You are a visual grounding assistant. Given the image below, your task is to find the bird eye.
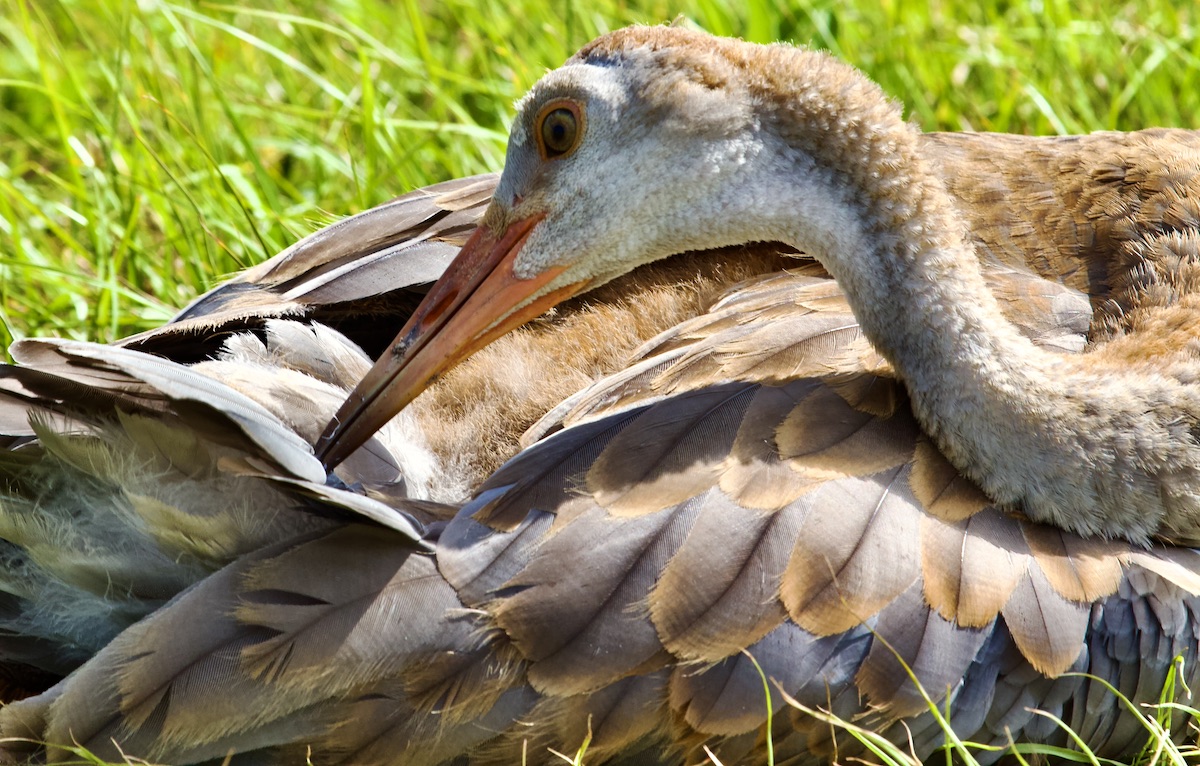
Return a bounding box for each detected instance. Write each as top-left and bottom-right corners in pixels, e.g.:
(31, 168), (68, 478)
(535, 100), (584, 160)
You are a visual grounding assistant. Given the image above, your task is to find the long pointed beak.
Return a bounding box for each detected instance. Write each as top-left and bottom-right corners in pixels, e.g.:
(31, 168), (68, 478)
(315, 213), (588, 469)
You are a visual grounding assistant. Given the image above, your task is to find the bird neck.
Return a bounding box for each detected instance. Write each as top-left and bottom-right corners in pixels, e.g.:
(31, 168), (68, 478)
(768, 129), (1059, 484)
(726, 79), (1173, 544)
(718, 49), (1057, 415)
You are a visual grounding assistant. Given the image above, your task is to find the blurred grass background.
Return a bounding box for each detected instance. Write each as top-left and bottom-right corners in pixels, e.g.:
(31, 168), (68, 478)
(0, 0), (1197, 347)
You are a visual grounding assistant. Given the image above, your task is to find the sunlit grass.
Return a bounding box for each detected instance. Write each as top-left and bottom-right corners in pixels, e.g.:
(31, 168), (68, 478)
(777, 661), (1199, 766)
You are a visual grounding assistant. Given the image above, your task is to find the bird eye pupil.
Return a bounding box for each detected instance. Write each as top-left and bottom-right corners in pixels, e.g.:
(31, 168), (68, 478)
(540, 106), (579, 158)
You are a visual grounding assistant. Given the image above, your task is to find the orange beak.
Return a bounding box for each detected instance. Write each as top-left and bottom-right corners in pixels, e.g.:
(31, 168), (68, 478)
(315, 213), (587, 470)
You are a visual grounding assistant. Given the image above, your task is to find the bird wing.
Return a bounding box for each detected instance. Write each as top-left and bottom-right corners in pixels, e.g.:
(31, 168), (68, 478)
(0, 331), (432, 700)
(438, 267), (1200, 760)
(0, 523), (515, 766)
(2, 338), (322, 481)
(9, 264), (1198, 766)
(0, 332), (430, 534)
(6, 133), (1200, 762)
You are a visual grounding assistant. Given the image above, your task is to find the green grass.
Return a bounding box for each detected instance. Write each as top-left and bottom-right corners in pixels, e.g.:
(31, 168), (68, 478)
(1, 2), (1200, 762)
(1, 0), (1198, 347)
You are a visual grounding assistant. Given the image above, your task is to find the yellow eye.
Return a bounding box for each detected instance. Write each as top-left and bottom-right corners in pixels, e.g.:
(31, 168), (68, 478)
(535, 99), (584, 160)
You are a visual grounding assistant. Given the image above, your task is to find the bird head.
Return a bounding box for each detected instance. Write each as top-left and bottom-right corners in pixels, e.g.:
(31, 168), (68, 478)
(314, 26), (854, 468)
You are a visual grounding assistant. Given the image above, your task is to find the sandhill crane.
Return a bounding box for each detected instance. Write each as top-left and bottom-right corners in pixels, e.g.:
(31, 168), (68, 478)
(2, 26), (1199, 766)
